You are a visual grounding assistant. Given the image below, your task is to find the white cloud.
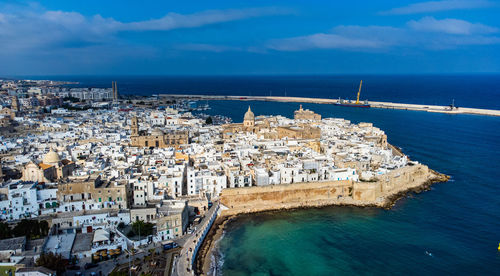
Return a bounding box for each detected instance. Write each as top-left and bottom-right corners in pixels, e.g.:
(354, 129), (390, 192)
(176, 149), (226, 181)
(408, 17), (498, 35)
(176, 43), (243, 53)
(267, 17), (500, 52)
(0, 6), (290, 52)
(123, 8), (291, 31)
(267, 33), (386, 51)
(380, 0), (494, 15)
(0, 5), (291, 73)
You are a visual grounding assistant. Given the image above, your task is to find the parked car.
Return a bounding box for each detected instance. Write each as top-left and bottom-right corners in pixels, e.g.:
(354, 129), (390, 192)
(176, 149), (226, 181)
(163, 242), (179, 250)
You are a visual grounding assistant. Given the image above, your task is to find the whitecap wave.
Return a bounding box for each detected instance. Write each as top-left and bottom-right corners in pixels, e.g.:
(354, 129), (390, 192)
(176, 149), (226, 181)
(208, 231), (226, 276)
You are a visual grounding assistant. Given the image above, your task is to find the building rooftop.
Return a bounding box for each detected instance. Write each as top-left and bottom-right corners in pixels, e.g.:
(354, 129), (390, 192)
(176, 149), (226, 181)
(0, 236), (26, 252)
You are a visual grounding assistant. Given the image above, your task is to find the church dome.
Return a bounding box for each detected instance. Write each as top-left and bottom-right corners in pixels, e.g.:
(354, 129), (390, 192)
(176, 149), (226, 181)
(151, 128), (164, 136)
(244, 106), (255, 121)
(43, 149), (61, 164)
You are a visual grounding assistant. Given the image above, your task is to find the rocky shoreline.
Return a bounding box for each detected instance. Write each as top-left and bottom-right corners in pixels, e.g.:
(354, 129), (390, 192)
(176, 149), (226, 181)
(195, 216), (234, 275)
(195, 170), (449, 275)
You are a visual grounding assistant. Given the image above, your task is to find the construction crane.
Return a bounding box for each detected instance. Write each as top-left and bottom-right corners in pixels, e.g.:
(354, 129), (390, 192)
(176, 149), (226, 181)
(335, 79), (370, 108)
(355, 80), (363, 104)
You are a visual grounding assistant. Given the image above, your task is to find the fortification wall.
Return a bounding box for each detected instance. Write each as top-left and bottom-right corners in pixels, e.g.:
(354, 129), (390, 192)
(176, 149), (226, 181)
(220, 164), (442, 216)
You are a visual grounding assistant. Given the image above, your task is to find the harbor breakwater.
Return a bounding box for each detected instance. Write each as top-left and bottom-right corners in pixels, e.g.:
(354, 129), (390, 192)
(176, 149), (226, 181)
(159, 94), (500, 117)
(196, 164), (449, 275)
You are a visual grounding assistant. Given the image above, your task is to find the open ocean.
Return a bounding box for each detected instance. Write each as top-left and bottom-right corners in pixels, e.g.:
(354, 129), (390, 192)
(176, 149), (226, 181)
(24, 74), (500, 110)
(26, 75), (500, 274)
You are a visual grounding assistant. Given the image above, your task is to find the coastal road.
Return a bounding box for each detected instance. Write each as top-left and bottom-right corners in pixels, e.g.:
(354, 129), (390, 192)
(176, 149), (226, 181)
(173, 201), (219, 276)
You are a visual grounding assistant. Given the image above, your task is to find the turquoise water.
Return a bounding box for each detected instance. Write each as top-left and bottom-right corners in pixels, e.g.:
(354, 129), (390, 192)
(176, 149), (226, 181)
(203, 100), (500, 275)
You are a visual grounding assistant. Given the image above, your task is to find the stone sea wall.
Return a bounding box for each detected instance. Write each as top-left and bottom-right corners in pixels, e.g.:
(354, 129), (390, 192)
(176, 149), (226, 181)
(220, 164), (447, 216)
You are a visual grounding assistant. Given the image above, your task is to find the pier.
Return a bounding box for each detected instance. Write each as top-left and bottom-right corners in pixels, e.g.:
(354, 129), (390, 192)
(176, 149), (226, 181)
(159, 94), (500, 117)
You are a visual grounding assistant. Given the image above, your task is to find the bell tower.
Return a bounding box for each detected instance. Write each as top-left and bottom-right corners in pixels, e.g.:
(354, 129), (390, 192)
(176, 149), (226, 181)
(11, 96), (19, 112)
(131, 116), (139, 136)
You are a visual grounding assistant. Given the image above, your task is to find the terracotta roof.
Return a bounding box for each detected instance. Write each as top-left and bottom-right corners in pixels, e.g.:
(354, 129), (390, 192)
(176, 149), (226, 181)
(61, 159), (73, 165)
(38, 163), (53, 170)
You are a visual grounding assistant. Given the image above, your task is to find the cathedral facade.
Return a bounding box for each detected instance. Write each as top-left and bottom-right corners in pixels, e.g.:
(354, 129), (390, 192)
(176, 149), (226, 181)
(22, 149), (75, 183)
(222, 106), (321, 140)
(130, 116), (188, 148)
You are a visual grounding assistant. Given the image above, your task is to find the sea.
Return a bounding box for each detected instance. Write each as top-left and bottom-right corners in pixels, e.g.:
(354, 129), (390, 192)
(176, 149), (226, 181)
(25, 75), (500, 274)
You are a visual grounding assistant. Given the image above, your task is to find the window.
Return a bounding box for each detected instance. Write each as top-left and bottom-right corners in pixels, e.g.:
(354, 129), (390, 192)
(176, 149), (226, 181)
(98, 198), (101, 202)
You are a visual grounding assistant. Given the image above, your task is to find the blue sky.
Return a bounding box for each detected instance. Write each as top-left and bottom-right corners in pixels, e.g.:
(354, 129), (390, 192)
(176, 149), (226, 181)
(0, 0), (499, 75)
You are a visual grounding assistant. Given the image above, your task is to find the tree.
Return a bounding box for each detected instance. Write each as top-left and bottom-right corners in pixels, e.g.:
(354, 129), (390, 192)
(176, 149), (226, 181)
(36, 252), (68, 275)
(205, 116), (213, 125)
(40, 220), (50, 237)
(12, 219), (33, 238)
(12, 219), (50, 239)
(117, 222), (125, 229)
(0, 222), (11, 239)
(131, 220), (154, 237)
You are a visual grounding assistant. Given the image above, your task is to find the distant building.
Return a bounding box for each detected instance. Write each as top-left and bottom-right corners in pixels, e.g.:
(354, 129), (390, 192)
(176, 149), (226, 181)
(16, 267), (56, 276)
(0, 107), (16, 120)
(277, 125), (321, 139)
(22, 150), (75, 183)
(223, 105), (321, 139)
(155, 200), (189, 240)
(0, 182), (39, 220)
(222, 106), (259, 134)
(57, 176), (127, 211)
(294, 105), (321, 121)
(243, 106), (255, 129)
(11, 96), (19, 112)
(129, 116), (188, 148)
